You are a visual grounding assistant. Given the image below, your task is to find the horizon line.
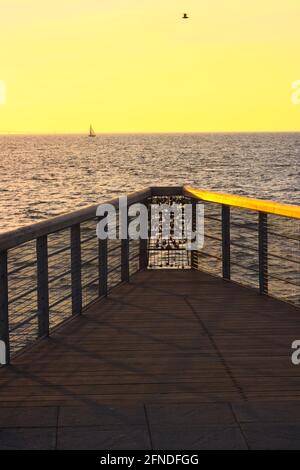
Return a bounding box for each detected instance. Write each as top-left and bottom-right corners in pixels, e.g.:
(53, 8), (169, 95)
(1, 130), (300, 136)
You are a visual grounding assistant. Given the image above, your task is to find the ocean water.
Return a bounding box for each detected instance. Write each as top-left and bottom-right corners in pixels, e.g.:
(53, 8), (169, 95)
(1, 132), (299, 355)
(0, 132), (299, 233)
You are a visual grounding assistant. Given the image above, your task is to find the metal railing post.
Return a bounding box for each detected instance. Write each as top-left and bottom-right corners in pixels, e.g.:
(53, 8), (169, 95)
(191, 199), (198, 269)
(99, 239), (108, 296)
(259, 212), (268, 295)
(139, 199), (148, 270)
(222, 205), (231, 280)
(139, 238), (148, 270)
(37, 236), (49, 337)
(0, 250), (10, 365)
(71, 224), (82, 315)
(121, 210), (129, 282)
(121, 238), (130, 282)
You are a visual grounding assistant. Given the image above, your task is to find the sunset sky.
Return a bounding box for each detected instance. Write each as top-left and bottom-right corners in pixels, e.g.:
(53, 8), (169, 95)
(1, 0), (300, 133)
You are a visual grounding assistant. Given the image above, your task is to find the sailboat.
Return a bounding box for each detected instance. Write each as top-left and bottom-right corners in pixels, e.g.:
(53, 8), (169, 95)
(89, 124), (96, 137)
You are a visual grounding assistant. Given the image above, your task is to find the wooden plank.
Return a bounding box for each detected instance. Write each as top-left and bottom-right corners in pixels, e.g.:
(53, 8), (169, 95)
(0, 269), (299, 407)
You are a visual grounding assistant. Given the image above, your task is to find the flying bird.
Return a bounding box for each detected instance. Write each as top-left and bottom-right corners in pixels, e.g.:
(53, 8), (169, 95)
(182, 13), (189, 19)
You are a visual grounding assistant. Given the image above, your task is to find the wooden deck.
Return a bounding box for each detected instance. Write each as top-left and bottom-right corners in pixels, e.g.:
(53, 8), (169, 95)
(1, 269), (300, 449)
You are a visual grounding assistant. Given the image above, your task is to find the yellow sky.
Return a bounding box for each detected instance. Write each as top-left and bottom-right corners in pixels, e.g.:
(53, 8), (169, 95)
(1, 0), (300, 133)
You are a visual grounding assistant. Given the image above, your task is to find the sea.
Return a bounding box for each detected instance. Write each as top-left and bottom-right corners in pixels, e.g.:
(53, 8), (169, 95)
(0, 132), (299, 233)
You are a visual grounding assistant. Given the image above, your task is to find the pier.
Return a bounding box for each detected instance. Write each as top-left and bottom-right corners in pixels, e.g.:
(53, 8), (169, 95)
(0, 186), (300, 449)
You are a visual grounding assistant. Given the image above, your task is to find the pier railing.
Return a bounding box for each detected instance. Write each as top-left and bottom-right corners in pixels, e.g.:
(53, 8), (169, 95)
(0, 185), (299, 364)
(0, 188), (151, 364)
(183, 185), (300, 308)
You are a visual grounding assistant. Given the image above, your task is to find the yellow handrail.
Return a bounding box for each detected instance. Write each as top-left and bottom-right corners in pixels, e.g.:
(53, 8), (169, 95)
(183, 185), (300, 220)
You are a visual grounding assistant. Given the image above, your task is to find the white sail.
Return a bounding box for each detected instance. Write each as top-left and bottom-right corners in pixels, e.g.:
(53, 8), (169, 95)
(89, 124), (96, 137)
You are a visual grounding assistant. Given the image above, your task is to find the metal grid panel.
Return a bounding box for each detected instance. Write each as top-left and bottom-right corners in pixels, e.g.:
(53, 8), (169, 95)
(129, 239), (140, 276)
(81, 219), (99, 308)
(230, 207), (259, 289)
(107, 239), (122, 290)
(192, 201), (222, 276)
(268, 214), (300, 306)
(48, 229), (72, 330)
(148, 195), (191, 269)
(7, 240), (38, 355)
